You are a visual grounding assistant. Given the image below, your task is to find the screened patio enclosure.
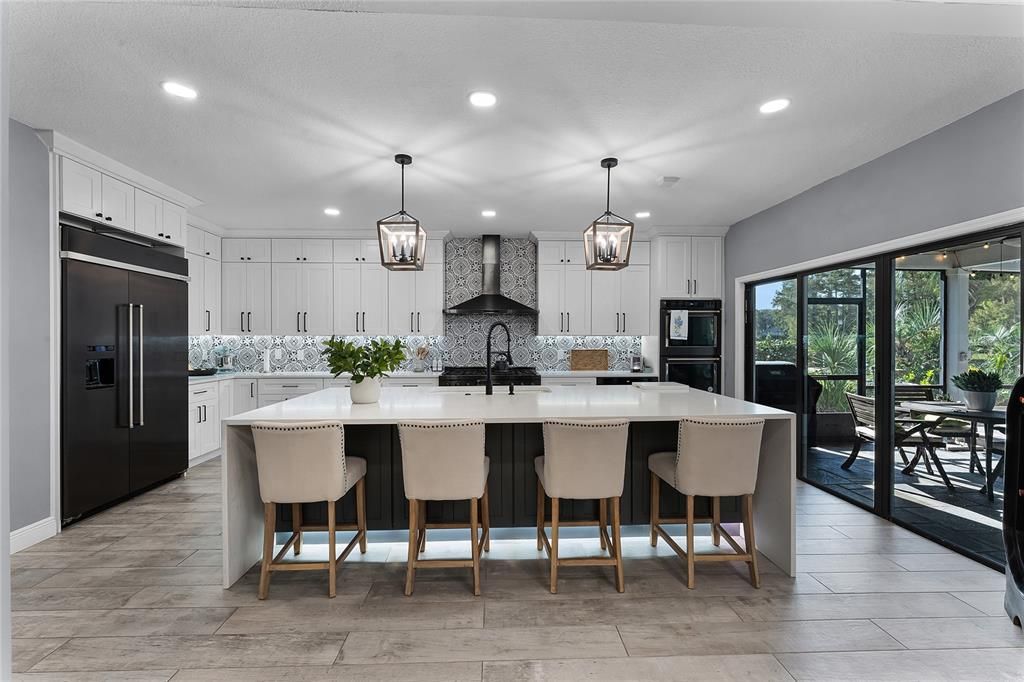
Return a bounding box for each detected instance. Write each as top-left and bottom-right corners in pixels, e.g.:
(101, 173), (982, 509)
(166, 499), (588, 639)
(746, 228), (1022, 569)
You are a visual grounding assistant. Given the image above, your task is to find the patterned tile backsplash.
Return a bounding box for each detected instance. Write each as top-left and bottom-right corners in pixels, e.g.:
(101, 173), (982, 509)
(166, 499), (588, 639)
(188, 236), (641, 373)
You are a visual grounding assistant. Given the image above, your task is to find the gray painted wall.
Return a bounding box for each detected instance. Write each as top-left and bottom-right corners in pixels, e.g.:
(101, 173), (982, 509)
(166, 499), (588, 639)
(9, 118), (51, 530)
(723, 89), (1024, 395)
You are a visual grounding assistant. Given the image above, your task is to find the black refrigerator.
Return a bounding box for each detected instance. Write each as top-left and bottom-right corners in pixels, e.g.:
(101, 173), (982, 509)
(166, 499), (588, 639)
(61, 219), (189, 525)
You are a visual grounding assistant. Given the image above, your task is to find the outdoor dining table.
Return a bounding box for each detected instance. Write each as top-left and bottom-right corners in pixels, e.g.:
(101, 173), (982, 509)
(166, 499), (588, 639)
(900, 400), (1006, 501)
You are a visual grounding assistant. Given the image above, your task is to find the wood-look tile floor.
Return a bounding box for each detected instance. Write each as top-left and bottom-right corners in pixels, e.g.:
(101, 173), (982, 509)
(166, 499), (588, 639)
(10, 458), (1024, 680)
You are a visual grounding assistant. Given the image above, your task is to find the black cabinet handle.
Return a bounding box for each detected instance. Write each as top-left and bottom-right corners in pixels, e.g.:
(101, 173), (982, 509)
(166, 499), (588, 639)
(615, 313), (620, 333)
(622, 313), (626, 333)
(240, 312), (244, 333)
(247, 312), (252, 333)
(303, 312), (308, 333)
(560, 312), (564, 333)
(202, 404), (207, 422)
(206, 310), (210, 332)
(196, 406), (201, 423)
(105, 216), (112, 222)
(410, 312), (414, 333)
(417, 312), (420, 333)
(362, 312), (366, 332)
(296, 311), (301, 333)
(355, 312), (359, 333)
(250, 382), (254, 398)
(95, 212), (103, 218)
(566, 312), (570, 332)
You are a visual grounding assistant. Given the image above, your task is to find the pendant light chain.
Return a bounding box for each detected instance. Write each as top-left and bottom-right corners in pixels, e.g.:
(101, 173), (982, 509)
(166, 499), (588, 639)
(605, 164), (611, 215)
(400, 162), (405, 214)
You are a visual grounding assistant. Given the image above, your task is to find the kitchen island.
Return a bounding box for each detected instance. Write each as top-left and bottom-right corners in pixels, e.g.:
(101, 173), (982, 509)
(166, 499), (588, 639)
(221, 384), (795, 586)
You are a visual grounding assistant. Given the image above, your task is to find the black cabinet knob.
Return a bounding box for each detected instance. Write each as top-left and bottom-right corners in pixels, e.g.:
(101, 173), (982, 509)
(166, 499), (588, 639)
(105, 216), (112, 221)
(95, 212), (103, 217)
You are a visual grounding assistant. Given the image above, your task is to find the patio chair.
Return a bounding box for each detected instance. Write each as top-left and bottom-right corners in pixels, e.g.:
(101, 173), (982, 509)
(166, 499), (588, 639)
(895, 385), (981, 473)
(842, 393), (954, 490)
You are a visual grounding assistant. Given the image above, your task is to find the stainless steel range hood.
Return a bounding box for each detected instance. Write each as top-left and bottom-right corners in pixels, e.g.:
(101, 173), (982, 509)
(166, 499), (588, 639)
(444, 235), (537, 316)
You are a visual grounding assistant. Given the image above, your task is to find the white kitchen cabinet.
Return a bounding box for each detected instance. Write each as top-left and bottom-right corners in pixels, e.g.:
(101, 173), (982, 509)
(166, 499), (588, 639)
(272, 239), (333, 263)
(100, 174), (134, 230)
(590, 265), (650, 336)
(222, 262), (272, 334)
(653, 236), (722, 299)
(134, 190), (163, 240)
(537, 256), (591, 336)
(59, 157), (103, 220)
(333, 239), (379, 264)
(204, 257), (221, 335)
(187, 226), (221, 259)
(223, 238), (272, 263)
(334, 263), (388, 336)
(232, 378), (259, 416)
(257, 378), (324, 408)
(188, 383), (220, 462)
(188, 254), (220, 335)
(386, 243), (443, 336)
(537, 240), (584, 266)
(272, 262), (333, 334)
(160, 202), (187, 246)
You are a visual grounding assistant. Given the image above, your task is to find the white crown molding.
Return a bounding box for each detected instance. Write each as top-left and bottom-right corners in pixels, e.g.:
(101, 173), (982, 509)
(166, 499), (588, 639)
(10, 516), (57, 554)
(186, 215), (227, 236)
(218, 227), (451, 241)
(37, 131), (203, 209)
(531, 225), (728, 241)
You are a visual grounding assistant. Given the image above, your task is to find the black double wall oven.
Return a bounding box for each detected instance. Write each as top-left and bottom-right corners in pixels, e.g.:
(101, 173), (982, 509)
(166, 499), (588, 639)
(659, 299), (721, 393)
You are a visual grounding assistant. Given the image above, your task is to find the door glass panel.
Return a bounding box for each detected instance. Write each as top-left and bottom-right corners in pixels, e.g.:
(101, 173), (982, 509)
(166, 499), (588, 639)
(891, 237), (1021, 568)
(750, 279), (799, 409)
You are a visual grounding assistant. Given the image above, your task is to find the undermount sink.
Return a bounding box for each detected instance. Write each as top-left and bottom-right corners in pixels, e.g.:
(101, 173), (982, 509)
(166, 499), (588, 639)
(431, 386), (552, 395)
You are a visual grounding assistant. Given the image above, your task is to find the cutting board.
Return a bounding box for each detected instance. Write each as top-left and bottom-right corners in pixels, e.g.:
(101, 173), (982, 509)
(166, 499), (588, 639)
(570, 349), (608, 371)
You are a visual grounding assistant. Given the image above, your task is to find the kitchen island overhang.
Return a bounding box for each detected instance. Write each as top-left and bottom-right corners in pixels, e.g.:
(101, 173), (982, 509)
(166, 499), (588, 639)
(221, 385), (796, 587)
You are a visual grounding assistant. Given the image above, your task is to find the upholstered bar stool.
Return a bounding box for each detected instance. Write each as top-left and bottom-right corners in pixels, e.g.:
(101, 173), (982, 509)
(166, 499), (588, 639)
(536, 419), (629, 594)
(649, 417), (765, 589)
(398, 420), (491, 596)
(251, 421), (367, 599)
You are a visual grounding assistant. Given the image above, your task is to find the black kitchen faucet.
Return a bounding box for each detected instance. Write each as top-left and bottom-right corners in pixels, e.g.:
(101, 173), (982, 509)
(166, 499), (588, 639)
(485, 321), (514, 396)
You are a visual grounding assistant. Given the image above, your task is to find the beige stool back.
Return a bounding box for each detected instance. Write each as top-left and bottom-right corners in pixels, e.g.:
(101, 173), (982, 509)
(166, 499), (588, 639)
(541, 420), (629, 499)
(673, 418), (765, 496)
(251, 421), (351, 503)
(398, 421), (487, 501)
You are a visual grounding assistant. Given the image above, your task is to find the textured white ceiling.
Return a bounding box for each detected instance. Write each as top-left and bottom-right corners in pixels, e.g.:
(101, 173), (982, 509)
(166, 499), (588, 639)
(8, 2), (1024, 235)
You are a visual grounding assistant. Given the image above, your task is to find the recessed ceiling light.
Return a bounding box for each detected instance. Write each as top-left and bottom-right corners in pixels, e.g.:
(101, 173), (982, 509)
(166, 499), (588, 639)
(481, 209), (497, 218)
(161, 81), (197, 100)
(323, 207), (340, 216)
(759, 98), (790, 114)
(635, 211), (651, 219)
(469, 91), (497, 108)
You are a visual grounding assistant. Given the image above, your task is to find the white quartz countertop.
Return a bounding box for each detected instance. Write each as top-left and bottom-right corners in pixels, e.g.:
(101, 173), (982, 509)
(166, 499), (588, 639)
(223, 384), (792, 425)
(189, 368), (657, 385)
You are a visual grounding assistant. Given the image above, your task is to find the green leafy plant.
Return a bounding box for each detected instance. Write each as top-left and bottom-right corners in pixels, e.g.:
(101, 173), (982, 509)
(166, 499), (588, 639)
(951, 368), (1003, 393)
(321, 337), (406, 383)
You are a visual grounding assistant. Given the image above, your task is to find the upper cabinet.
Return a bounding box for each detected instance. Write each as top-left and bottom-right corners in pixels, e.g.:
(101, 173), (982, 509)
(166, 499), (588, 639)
(271, 239), (333, 263)
(186, 225), (221, 259)
(653, 236), (722, 300)
(59, 156), (187, 247)
(221, 262), (272, 335)
(591, 266), (651, 335)
(386, 240), (444, 336)
(223, 239), (271, 263)
(334, 239), (380, 264)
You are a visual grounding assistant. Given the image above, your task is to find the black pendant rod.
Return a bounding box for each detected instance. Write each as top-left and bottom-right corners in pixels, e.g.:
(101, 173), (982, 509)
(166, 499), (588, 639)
(600, 157), (618, 216)
(400, 163), (405, 213)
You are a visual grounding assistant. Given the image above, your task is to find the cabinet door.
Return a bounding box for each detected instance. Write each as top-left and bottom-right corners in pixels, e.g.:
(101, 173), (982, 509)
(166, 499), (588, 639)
(562, 264), (591, 335)
(200, 398), (221, 454)
(272, 263), (304, 334)
(60, 157), (102, 219)
(302, 263), (334, 334)
(537, 241), (565, 265)
(203, 257), (221, 335)
(247, 239), (272, 263)
(218, 381), (232, 436)
(536, 263), (564, 335)
(271, 239), (303, 263)
(188, 402), (200, 460)
(135, 189), (163, 240)
(660, 236), (693, 298)
(232, 379), (259, 416)
(247, 263), (273, 334)
(629, 241), (651, 266)
(619, 265), (650, 335)
(303, 239), (333, 263)
(691, 236), (722, 299)
(186, 225), (206, 255)
(333, 240), (361, 263)
(414, 266), (444, 336)
(100, 175), (134, 230)
(221, 263), (248, 334)
(204, 233), (221, 260)
(223, 239), (248, 263)
(562, 240), (584, 266)
(161, 202), (187, 246)
(333, 264), (361, 335)
(387, 271), (417, 335)
(360, 266), (389, 335)
(589, 270), (620, 335)
(186, 254), (206, 336)
(360, 240), (380, 264)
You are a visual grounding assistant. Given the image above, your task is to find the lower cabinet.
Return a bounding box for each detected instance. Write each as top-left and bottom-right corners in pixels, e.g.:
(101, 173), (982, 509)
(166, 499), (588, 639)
(188, 383), (221, 463)
(232, 378), (258, 416)
(257, 378), (325, 407)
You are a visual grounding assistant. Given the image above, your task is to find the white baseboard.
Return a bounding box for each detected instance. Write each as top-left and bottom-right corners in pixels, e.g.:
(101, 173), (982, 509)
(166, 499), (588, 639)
(189, 450), (222, 468)
(10, 516), (58, 553)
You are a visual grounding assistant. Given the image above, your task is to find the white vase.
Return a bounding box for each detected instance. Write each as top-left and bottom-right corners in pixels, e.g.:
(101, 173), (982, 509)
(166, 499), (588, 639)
(350, 376), (381, 404)
(962, 390), (997, 412)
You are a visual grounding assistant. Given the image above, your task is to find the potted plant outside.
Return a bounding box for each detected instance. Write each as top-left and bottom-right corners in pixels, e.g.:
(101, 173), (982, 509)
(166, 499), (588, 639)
(951, 368), (1002, 412)
(322, 337), (406, 404)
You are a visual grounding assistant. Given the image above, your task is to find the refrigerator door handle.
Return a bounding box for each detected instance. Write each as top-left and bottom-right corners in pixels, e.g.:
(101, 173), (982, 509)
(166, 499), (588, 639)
(138, 304), (145, 427)
(127, 303), (134, 429)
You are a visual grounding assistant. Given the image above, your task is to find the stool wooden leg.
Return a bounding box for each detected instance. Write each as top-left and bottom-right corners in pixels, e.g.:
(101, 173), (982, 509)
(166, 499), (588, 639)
(481, 485), (491, 552)
(418, 500), (427, 554)
(356, 478), (367, 554)
(258, 502), (275, 600)
(712, 496), (721, 547)
(743, 494), (760, 589)
(598, 497), (607, 550)
(549, 497), (560, 594)
(470, 496), (481, 596)
(327, 500), (337, 599)
(292, 503), (302, 556)
(649, 474), (659, 547)
(405, 499), (418, 596)
(685, 495), (695, 589)
(611, 496), (624, 593)
(536, 476), (545, 551)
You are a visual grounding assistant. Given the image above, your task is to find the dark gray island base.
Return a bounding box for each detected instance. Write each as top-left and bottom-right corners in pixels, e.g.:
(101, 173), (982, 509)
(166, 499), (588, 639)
(275, 423), (744, 533)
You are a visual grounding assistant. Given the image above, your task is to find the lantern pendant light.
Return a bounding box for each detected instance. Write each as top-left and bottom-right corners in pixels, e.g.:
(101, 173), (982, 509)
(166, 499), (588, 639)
(377, 153), (426, 271)
(584, 157), (633, 271)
